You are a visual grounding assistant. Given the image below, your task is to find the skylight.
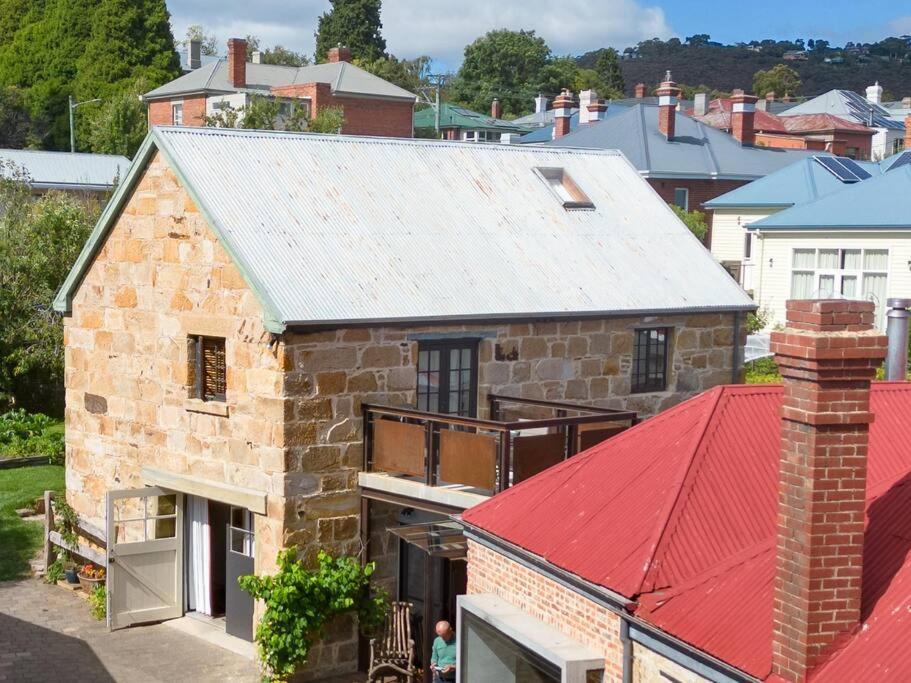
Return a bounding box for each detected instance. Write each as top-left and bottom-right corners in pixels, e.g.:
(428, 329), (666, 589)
(535, 167), (594, 210)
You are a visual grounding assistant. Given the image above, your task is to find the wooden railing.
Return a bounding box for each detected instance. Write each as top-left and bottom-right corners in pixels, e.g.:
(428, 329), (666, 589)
(44, 490), (107, 569)
(362, 395), (637, 494)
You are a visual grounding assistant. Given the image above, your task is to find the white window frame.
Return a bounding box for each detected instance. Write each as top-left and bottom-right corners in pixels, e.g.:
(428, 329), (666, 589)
(171, 102), (184, 126)
(673, 187), (689, 211)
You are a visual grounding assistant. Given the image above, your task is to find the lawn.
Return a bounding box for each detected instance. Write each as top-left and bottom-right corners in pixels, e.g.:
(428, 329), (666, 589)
(0, 465), (65, 581)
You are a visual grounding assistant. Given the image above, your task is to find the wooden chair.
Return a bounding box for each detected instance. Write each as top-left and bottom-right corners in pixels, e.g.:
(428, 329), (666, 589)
(368, 601), (417, 682)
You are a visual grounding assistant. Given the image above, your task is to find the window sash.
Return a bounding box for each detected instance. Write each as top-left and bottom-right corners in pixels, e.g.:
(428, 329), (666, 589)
(632, 328), (670, 393)
(190, 335), (226, 402)
(416, 339), (478, 416)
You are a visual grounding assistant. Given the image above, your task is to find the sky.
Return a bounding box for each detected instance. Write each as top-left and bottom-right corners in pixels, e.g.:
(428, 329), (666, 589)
(165, 0), (911, 71)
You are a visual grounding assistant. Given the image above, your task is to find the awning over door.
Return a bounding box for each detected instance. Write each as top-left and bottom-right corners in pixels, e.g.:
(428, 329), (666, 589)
(388, 521), (467, 560)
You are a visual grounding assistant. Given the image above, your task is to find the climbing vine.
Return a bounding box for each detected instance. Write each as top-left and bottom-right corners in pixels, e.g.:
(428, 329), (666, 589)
(239, 549), (387, 681)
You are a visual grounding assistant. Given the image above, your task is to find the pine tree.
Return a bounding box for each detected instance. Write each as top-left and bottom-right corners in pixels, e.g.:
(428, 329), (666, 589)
(314, 0), (386, 63)
(594, 48), (624, 97)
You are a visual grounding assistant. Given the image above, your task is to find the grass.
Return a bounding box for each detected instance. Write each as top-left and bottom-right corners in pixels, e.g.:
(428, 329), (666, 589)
(0, 465), (65, 581)
(744, 358), (781, 384)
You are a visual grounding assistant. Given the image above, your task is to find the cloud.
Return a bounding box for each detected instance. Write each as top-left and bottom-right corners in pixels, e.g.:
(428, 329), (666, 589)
(166, 0), (673, 66)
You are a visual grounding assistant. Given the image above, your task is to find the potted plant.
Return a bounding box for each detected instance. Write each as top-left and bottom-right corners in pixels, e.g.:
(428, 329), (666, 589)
(77, 563), (105, 592)
(64, 558), (80, 584)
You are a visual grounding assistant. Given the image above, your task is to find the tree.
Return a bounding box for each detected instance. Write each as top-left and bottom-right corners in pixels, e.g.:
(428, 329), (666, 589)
(85, 83), (147, 157)
(357, 55), (431, 93)
(262, 46), (310, 67)
(203, 96), (344, 134)
(0, 86), (46, 148)
(594, 48), (624, 97)
(671, 205), (708, 242)
(449, 29), (551, 117)
(686, 34), (711, 47)
(314, 0), (386, 63)
(184, 24), (218, 56)
(752, 63), (802, 97)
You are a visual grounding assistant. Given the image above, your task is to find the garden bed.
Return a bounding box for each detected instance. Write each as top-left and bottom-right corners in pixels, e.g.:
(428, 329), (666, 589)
(0, 409), (64, 464)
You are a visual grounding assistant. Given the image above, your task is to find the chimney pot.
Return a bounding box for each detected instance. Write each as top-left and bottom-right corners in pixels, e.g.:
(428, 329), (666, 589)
(770, 299), (887, 681)
(534, 93), (549, 115)
(587, 97), (608, 122)
(227, 38), (247, 88)
(730, 91), (758, 146)
(885, 298), (911, 380)
(188, 38), (202, 70)
(866, 81), (883, 106)
(552, 89), (574, 139)
(252, 50), (262, 64)
(693, 92), (708, 116)
(905, 114), (911, 151)
(491, 97), (502, 120)
(579, 89), (597, 125)
(655, 71), (679, 139)
(328, 45), (352, 63)
(634, 82), (646, 99)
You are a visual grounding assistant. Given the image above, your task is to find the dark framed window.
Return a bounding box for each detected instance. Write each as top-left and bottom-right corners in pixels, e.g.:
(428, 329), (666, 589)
(188, 335), (226, 401)
(632, 328), (670, 393)
(416, 339), (479, 416)
(673, 187), (689, 210)
(744, 231), (752, 258)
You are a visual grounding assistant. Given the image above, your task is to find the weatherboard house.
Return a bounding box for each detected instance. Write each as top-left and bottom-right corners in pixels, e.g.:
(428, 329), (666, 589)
(54, 126), (752, 678)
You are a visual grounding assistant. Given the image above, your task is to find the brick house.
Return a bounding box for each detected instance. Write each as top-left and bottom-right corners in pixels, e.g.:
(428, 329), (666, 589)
(53, 127), (753, 678)
(460, 299), (911, 682)
(537, 74), (817, 247)
(141, 39), (416, 137)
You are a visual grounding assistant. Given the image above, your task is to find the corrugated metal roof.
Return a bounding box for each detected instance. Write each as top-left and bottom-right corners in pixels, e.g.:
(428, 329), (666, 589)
(0, 148), (129, 191)
(781, 90), (905, 130)
(56, 127), (752, 327)
(463, 382), (911, 681)
(413, 102), (531, 133)
(751, 162), (911, 229)
(542, 104), (817, 180)
(143, 59), (416, 102)
(704, 156), (883, 209)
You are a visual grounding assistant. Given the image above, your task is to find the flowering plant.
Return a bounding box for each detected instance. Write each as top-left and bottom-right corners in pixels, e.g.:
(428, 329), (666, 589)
(80, 563), (105, 580)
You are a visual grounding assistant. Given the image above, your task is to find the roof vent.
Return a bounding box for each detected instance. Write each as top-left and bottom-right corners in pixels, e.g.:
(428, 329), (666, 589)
(534, 167), (594, 210)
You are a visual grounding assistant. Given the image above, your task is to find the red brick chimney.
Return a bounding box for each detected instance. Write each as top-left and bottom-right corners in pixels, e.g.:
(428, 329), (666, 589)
(227, 38), (247, 88)
(905, 114), (911, 151)
(731, 91), (759, 146)
(553, 89), (574, 139)
(491, 97), (502, 120)
(587, 98), (608, 123)
(770, 300), (887, 682)
(634, 83), (646, 99)
(656, 71), (679, 140)
(328, 45), (352, 63)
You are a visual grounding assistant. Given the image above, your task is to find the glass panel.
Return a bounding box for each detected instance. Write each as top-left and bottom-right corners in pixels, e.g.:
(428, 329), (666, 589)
(429, 350), (440, 371)
(155, 494), (176, 515)
(842, 249), (862, 270)
(450, 370), (460, 389)
(114, 520), (146, 544)
(417, 394), (428, 411)
(818, 274), (835, 298)
(429, 394), (439, 413)
(864, 249), (888, 271)
(841, 275), (857, 298)
(461, 612), (561, 683)
(450, 348), (460, 368)
(231, 506), (247, 529)
(818, 249), (839, 269)
(448, 391), (459, 413)
(150, 517), (176, 539)
(461, 348), (471, 367)
(418, 350), (428, 369)
(790, 271), (814, 299)
(863, 273), (889, 329)
(792, 248), (815, 269)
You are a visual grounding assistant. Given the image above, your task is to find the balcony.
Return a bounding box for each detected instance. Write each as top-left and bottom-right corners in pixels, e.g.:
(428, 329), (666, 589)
(359, 395), (637, 510)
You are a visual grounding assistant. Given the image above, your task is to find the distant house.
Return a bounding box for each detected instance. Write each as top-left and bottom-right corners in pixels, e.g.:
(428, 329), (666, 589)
(782, 49), (808, 60)
(413, 100), (531, 142)
(707, 148), (911, 329)
(141, 39), (417, 138)
(460, 298), (909, 683)
(779, 84), (907, 159)
(534, 75), (816, 239)
(0, 148), (128, 195)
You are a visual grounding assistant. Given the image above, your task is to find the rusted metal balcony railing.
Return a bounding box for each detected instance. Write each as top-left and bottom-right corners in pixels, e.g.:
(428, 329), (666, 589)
(362, 394), (638, 495)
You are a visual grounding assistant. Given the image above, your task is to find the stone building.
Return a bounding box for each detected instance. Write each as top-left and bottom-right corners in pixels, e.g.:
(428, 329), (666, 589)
(54, 126), (753, 679)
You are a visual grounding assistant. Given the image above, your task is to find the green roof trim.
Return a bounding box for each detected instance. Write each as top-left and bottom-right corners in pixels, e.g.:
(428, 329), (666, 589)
(53, 129), (288, 334)
(414, 102), (532, 134)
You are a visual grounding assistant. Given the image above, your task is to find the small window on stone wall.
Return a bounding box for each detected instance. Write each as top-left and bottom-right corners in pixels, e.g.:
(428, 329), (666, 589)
(632, 327), (670, 393)
(188, 335), (226, 401)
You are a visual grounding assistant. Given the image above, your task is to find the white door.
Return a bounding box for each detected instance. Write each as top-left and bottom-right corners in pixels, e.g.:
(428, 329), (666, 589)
(106, 487), (184, 630)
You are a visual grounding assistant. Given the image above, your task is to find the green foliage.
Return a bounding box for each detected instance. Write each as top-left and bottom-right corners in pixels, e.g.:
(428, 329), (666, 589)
(594, 48), (625, 96)
(45, 556), (65, 584)
(745, 357), (780, 384)
(240, 549), (387, 681)
(89, 584), (106, 620)
(315, 0), (386, 64)
(85, 81), (147, 157)
(752, 63), (802, 98)
(244, 35), (310, 67)
(0, 409), (64, 461)
(205, 98), (344, 135)
(0, 86), (46, 148)
(670, 205), (708, 241)
(0, 164), (97, 411)
(356, 55), (431, 93)
(745, 306), (771, 334)
(0, 464), (64, 580)
(307, 106), (346, 134)
(183, 24), (218, 56)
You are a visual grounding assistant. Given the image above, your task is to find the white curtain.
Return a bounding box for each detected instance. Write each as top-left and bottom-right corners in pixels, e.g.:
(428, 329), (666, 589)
(185, 495), (212, 615)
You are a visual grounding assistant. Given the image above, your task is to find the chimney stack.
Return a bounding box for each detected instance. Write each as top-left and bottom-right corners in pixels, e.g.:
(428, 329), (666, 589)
(731, 91), (759, 146)
(578, 89), (596, 125)
(656, 71), (679, 140)
(252, 50), (262, 64)
(770, 299), (887, 682)
(587, 97), (608, 123)
(491, 97), (502, 120)
(634, 82), (646, 99)
(534, 93), (549, 115)
(693, 92), (708, 116)
(188, 39), (202, 70)
(552, 89), (574, 139)
(905, 114), (911, 151)
(328, 44), (352, 63)
(866, 81), (883, 106)
(885, 298), (911, 380)
(227, 38), (247, 88)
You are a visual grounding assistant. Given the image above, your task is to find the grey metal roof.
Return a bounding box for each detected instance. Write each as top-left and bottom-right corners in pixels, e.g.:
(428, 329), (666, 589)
(143, 59), (416, 102)
(55, 127), (754, 330)
(780, 90), (905, 130)
(543, 104), (816, 180)
(0, 148), (129, 191)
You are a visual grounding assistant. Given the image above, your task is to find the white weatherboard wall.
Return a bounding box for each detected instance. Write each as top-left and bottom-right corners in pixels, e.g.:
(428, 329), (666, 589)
(751, 231), (911, 330)
(710, 208), (776, 292)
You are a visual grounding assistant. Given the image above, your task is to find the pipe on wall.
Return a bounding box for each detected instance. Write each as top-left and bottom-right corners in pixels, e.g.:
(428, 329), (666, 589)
(621, 619), (633, 683)
(885, 298), (911, 381)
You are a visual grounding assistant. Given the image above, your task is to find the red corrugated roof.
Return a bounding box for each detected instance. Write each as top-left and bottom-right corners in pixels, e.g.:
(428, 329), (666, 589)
(463, 382), (911, 681)
(687, 99), (871, 136)
(780, 113), (874, 134)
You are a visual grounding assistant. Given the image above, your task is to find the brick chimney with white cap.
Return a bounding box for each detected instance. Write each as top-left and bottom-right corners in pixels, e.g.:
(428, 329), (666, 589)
(579, 89), (596, 125)
(552, 89), (574, 139)
(656, 71), (679, 139)
(731, 90), (758, 146)
(866, 81), (883, 106)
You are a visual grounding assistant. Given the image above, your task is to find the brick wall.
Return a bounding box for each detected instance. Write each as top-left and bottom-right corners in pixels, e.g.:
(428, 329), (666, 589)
(147, 96), (207, 128)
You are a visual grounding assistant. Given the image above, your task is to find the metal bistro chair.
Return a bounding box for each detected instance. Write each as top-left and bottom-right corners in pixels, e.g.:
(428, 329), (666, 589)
(368, 601), (417, 682)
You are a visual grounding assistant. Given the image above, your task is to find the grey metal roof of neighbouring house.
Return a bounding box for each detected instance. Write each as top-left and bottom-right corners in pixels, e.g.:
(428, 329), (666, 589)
(0, 148), (129, 191)
(780, 90), (905, 130)
(142, 59), (417, 102)
(54, 127), (754, 331)
(542, 104), (816, 180)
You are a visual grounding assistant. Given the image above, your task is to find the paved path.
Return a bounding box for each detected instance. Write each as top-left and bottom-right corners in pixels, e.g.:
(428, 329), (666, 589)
(0, 578), (261, 682)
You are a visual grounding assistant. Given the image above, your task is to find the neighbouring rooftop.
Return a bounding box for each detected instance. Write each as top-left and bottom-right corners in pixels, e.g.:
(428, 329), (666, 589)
(0, 148), (129, 192)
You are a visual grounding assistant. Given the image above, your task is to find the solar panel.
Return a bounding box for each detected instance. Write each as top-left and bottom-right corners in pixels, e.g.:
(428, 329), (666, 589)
(814, 155), (862, 182)
(887, 151), (911, 172)
(840, 90), (905, 130)
(837, 157), (872, 180)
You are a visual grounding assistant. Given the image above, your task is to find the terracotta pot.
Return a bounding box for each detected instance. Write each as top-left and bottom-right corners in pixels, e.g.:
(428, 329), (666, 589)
(77, 574), (105, 592)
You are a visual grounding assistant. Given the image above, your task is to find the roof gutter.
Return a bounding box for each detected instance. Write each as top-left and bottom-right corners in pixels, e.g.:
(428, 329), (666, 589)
(748, 224), (911, 231)
(461, 523), (760, 683)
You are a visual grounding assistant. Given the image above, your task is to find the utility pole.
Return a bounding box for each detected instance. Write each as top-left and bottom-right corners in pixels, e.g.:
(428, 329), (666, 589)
(68, 96), (102, 152)
(418, 75), (449, 138)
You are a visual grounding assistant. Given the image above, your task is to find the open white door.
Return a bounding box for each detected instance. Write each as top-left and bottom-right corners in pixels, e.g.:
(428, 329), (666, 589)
(106, 487), (183, 630)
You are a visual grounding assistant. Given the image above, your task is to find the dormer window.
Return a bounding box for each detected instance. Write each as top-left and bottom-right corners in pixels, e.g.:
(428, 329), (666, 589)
(534, 167), (594, 210)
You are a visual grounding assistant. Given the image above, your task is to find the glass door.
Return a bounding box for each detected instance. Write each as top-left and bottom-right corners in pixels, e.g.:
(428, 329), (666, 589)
(416, 340), (479, 416)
